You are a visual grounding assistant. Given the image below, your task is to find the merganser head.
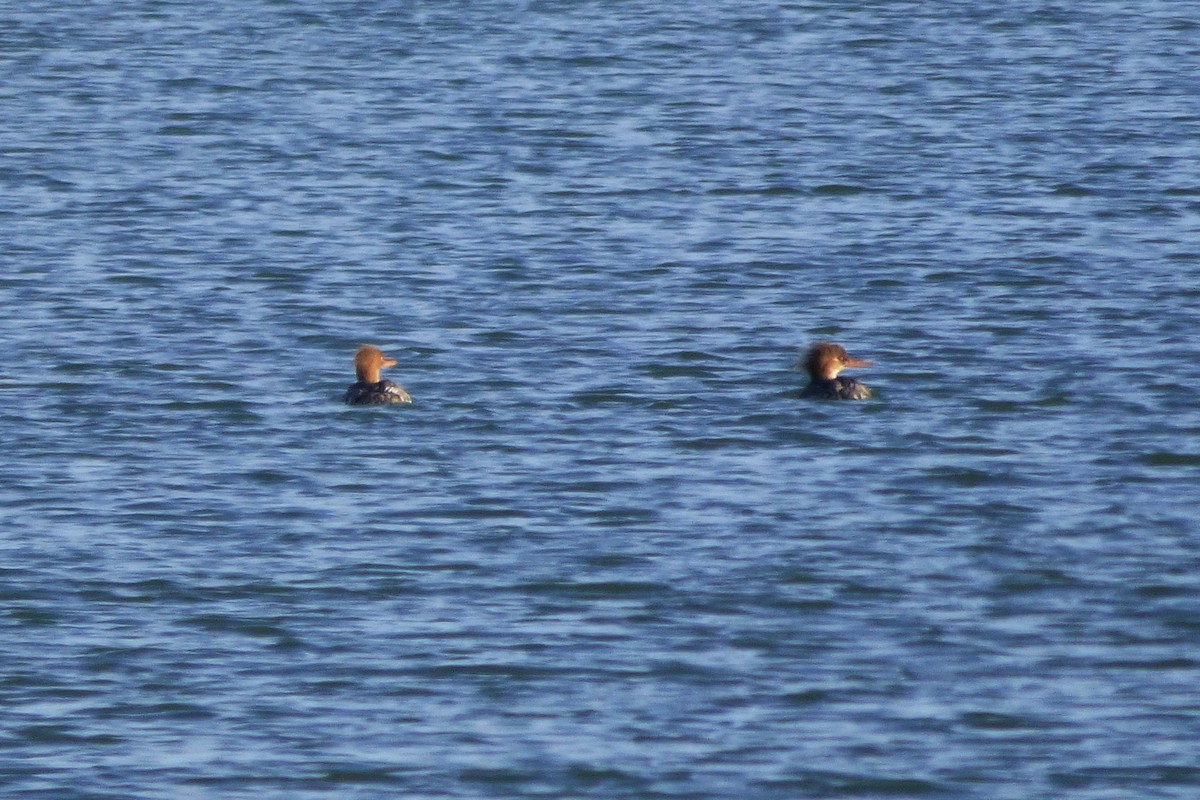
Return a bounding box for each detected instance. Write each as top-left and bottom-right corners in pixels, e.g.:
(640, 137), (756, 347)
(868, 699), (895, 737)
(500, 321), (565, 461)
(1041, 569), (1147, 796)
(802, 341), (873, 381)
(354, 345), (398, 383)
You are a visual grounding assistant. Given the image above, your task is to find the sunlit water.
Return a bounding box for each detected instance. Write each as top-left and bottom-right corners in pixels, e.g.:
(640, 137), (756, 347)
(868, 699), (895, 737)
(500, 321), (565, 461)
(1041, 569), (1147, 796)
(4, 2), (1200, 798)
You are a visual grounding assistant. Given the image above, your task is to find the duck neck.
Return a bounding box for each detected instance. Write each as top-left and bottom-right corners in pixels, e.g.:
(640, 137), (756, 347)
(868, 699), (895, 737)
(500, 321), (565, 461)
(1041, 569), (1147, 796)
(814, 364), (842, 381)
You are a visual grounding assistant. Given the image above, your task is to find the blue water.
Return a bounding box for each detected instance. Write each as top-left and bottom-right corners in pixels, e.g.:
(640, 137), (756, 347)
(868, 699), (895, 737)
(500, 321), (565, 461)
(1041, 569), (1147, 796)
(4, 2), (1200, 798)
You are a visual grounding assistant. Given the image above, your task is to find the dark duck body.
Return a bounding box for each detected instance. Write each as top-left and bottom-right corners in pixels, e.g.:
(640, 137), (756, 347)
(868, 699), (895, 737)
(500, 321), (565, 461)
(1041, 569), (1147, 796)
(344, 345), (413, 405)
(798, 342), (873, 400)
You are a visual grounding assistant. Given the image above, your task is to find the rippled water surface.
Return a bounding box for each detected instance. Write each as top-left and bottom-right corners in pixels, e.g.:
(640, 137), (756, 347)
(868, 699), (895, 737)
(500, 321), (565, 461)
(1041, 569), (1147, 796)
(4, 2), (1200, 798)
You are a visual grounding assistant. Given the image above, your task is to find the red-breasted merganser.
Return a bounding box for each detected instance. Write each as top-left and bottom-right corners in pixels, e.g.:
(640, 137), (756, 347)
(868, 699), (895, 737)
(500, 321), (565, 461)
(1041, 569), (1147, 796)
(344, 345), (413, 405)
(799, 342), (873, 400)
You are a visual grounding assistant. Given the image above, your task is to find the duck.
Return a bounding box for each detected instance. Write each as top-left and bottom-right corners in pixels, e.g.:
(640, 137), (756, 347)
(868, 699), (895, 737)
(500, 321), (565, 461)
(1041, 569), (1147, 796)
(798, 342), (873, 400)
(344, 345), (413, 405)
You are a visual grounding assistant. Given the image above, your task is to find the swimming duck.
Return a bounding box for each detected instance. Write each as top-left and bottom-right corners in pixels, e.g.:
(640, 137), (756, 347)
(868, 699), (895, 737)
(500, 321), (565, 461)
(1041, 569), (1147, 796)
(344, 345), (413, 405)
(799, 342), (873, 400)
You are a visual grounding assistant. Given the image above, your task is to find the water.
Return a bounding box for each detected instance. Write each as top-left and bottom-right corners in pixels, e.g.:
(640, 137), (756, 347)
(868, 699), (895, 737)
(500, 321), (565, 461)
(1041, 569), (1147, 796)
(4, 1), (1200, 797)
